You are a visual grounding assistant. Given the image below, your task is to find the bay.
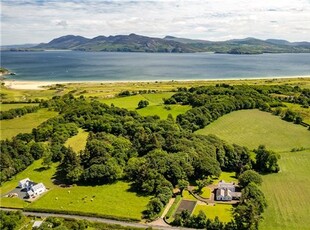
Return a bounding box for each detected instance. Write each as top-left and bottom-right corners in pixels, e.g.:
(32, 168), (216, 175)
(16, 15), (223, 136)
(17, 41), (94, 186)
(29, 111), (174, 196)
(1, 51), (309, 81)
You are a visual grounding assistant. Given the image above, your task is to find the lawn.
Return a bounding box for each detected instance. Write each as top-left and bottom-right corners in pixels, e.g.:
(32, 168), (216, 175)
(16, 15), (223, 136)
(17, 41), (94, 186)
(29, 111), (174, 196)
(0, 159), (151, 221)
(182, 190), (197, 201)
(193, 203), (233, 222)
(212, 172), (238, 185)
(196, 109), (310, 152)
(0, 103), (39, 111)
(260, 150), (310, 230)
(64, 128), (88, 153)
(0, 109), (58, 140)
(200, 187), (211, 199)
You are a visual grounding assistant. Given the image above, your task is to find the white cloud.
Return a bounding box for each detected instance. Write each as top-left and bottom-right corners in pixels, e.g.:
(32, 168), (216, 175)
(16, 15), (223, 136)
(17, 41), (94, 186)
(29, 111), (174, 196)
(1, 0), (310, 45)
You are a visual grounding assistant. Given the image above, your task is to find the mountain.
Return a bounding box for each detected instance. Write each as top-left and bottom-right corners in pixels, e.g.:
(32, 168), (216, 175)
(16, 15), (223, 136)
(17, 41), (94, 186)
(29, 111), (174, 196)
(6, 34), (310, 54)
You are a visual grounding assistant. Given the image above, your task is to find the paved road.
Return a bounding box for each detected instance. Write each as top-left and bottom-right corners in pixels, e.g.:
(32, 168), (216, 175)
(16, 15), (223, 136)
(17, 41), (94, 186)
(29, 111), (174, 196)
(0, 208), (196, 230)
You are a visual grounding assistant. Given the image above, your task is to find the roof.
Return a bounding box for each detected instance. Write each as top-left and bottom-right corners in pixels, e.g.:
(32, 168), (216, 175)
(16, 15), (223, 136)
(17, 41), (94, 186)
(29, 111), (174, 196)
(216, 188), (232, 197)
(218, 180), (235, 188)
(31, 183), (46, 192)
(19, 178), (30, 184)
(32, 221), (43, 228)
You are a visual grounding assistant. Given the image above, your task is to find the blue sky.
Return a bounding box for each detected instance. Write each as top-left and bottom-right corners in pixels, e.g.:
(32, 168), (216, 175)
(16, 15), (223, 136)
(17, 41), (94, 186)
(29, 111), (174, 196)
(1, 0), (310, 45)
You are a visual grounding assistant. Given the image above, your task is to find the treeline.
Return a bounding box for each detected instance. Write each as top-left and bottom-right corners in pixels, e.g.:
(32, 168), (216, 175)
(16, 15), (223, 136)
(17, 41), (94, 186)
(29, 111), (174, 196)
(0, 106), (40, 120)
(163, 84), (309, 131)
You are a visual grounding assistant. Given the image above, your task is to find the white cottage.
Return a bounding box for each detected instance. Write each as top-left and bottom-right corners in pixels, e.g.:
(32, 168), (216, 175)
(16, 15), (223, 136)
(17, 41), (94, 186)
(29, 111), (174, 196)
(18, 178), (31, 189)
(218, 180), (235, 192)
(216, 188), (232, 201)
(27, 183), (46, 198)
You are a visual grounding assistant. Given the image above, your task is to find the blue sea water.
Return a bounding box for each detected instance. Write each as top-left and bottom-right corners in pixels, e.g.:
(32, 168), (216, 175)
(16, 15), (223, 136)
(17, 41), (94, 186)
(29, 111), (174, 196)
(1, 51), (310, 81)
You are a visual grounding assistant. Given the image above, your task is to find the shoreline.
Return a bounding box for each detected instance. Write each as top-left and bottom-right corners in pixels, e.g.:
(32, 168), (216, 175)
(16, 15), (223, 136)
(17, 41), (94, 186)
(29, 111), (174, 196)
(2, 75), (310, 90)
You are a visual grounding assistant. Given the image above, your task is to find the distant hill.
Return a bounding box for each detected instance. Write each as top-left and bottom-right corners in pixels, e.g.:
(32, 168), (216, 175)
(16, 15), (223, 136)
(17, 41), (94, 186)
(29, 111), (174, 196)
(5, 34), (310, 54)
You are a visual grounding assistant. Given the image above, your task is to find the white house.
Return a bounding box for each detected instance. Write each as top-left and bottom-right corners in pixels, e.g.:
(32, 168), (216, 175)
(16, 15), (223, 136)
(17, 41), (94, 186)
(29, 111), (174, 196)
(18, 178), (31, 189)
(216, 180), (241, 201)
(218, 180), (235, 192)
(27, 183), (46, 198)
(216, 188), (232, 201)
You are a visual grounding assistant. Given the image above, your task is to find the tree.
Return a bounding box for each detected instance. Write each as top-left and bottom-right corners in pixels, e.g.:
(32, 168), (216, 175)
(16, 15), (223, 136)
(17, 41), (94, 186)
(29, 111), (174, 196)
(137, 100), (149, 109)
(145, 197), (163, 219)
(42, 153), (52, 169)
(178, 179), (189, 195)
(255, 145), (280, 173)
(241, 182), (267, 213)
(238, 170), (262, 187)
(30, 142), (45, 160)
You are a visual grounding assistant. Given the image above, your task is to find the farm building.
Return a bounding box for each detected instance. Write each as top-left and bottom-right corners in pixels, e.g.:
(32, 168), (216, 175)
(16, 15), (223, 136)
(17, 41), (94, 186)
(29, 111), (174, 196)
(18, 178), (31, 189)
(27, 183), (46, 198)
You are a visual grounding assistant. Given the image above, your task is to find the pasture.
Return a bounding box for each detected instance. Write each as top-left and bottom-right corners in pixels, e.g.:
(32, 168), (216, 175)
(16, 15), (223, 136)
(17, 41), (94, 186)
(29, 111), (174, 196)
(0, 109), (58, 140)
(64, 128), (88, 153)
(196, 109), (310, 152)
(0, 103), (39, 111)
(0, 159), (151, 221)
(260, 150), (310, 230)
(193, 203), (233, 222)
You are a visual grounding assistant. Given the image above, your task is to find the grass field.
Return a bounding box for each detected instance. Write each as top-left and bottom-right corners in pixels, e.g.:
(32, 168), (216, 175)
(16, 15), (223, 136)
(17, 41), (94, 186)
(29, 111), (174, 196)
(0, 103), (39, 111)
(260, 150), (310, 230)
(137, 105), (191, 119)
(99, 92), (191, 119)
(64, 128), (88, 153)
(0, 109), (58, 140)
(196, 109), (310, 229)
(0, 159), (151, 221)
(196, 109), (310, 152)
(193, 203), (233, 222)
(200, 187), (211, 199)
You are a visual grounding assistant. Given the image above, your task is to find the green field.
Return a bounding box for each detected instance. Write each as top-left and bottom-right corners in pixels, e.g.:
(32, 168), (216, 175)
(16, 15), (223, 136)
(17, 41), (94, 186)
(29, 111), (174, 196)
(196, 109), (310, 152)
(0, 109), (58, 140)
(193, 203), (233, 222)
(196, 109), (310, 229)
(182, 190), (197, 201)
(137, 104), (191, 119)
(0, 103), (39, 111)
(0, 160), (151, 221)
(260, 150), (310, 230)
(99, 92), (191, 119)
(64, 128), (88, 153)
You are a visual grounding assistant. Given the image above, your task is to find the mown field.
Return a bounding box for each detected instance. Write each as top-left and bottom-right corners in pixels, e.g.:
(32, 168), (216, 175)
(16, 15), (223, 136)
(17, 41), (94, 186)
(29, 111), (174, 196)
(259, 150), (310, 230)
(0, 103), (39, 111)
(0, 109), (58, 140)
(196, 109), (310, 152)
(64, 128), (89, 153)
(99, 92), (191, 119)
(0, 159), (151, 221)
(196, 109), (310, 229)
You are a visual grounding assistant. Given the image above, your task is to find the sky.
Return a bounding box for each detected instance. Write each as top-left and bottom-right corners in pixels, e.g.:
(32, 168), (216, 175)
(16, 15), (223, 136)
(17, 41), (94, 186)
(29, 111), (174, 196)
(1, 0), (310, 45)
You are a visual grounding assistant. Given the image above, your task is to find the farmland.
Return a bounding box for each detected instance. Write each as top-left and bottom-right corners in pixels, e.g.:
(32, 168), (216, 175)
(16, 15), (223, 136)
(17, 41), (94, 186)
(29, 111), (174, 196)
(283, 102), (310, 125)
(196, 109), (310, 152)
(0, 103), (39, 111)
(196, 109), (310, 229)
(0, 109), (58, 140)
(0, 159), (151, 221)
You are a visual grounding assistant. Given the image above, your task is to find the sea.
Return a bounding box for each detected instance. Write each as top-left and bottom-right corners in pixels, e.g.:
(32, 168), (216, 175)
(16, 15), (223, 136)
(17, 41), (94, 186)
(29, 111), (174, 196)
(1, 51), (310, 82)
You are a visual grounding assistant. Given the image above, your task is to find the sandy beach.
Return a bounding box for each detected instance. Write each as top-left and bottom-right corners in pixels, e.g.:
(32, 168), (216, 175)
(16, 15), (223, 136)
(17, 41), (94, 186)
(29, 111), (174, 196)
(2, 76), (310, 90)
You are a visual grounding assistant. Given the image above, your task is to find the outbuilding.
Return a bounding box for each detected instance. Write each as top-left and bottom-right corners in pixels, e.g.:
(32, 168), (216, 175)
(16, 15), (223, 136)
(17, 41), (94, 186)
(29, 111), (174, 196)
(27, 183), (46, 198)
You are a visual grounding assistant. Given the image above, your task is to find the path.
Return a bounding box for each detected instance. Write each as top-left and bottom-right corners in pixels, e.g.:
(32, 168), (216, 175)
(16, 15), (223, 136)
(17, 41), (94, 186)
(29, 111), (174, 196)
(148, 197), (175, 227)
(1, 208), (196, 230)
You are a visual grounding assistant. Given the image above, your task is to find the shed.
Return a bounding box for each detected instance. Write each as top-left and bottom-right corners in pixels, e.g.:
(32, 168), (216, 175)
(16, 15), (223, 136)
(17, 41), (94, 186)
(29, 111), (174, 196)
(18, 178), (31, 189)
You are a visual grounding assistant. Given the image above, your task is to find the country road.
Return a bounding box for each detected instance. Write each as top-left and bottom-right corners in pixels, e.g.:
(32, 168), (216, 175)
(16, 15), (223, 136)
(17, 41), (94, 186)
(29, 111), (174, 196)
(0, 208), (196, 230)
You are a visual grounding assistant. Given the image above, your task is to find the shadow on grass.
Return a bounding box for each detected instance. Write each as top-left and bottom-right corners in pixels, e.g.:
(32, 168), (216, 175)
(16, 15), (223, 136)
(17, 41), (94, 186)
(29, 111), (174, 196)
(34, 167), (49, 172)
